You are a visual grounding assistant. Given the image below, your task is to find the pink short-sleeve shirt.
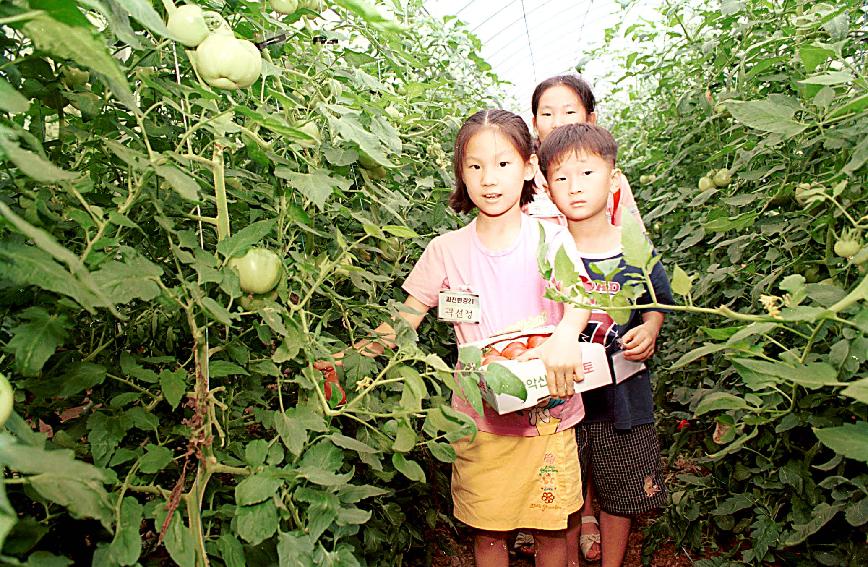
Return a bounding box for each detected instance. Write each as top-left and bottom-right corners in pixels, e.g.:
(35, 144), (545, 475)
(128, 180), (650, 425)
(403, 214), (585, 436)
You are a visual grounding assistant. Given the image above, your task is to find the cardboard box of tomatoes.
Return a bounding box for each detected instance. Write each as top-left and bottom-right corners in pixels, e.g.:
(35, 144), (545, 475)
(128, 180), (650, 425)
(470, 326), (613, 415)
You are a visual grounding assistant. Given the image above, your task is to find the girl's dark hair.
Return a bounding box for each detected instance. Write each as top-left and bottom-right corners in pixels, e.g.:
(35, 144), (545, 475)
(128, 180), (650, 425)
(531, 74), (596, 117)
(449, 109), (535, 214)
(538, 123), (618, 177)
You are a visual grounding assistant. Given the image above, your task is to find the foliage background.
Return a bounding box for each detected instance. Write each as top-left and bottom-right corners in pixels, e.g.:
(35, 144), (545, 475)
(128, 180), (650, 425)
(601, 1), (868, 564)
(0, 0), (498, 565)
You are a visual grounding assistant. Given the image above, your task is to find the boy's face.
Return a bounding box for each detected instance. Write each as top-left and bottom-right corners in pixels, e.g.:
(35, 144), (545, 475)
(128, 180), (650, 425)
(462, 127), (536, 219)
(546, 151), (616, 223)
(533, 85), (596, 142)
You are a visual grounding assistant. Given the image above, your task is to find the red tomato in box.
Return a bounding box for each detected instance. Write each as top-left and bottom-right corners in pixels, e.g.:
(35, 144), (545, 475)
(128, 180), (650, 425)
(526, 335), (548, 348)
(481, 353), (508, 366)
(501, 341), (528, 360)
(483, 346), (501, 357)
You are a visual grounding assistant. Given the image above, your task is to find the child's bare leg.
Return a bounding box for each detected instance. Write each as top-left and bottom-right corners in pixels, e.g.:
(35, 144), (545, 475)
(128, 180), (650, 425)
(532, 528), (567, 567)
(599, 511), (631, 567)
(473, 530), (509, 567)
(566, 510), (581, 567)
(579, 473), (601, 561)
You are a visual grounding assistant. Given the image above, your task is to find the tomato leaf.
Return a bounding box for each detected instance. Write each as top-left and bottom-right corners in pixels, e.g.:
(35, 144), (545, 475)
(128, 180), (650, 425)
(21, 14), (135, 110)
(391, 453), (425, 482)
(813, 422), (868, 463)
(6, 307), (69, 377)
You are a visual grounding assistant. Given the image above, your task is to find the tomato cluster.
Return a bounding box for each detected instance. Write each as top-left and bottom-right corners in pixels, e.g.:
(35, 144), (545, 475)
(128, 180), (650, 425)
(480, 335), (548, 366)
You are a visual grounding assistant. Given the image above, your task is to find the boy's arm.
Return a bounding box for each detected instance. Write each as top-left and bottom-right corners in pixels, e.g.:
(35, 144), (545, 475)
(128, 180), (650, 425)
(621, 258), (672, 361)
(621, 311), (663, 361)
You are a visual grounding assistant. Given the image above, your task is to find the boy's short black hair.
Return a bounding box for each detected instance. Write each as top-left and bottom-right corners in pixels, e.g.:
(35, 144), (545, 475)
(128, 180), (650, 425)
(537, 123), (618, 177)
(531, 74), (596, 117)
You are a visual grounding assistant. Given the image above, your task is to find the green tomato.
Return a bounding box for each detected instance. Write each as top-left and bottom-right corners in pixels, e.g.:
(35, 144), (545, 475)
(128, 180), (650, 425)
(639, 175), (649, 185)
(297, 121), (321, 145)
(230, 247), (282, 294)
(713, 169), (732, 187)
(60, 66), (90, 88)
(300, 0), (325, 11)
(698, 176), (714, 191)
(384, 105), (403, 121)
(0, 372), (12, 428)
(167, 4), (210, 48)
(196, 30), (262, 90)
(270, 0), (299, 14)
(834, 233), (862, 259)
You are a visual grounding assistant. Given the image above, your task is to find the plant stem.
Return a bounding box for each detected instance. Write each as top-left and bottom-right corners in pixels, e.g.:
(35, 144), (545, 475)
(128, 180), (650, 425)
(213, 144), (230, 241)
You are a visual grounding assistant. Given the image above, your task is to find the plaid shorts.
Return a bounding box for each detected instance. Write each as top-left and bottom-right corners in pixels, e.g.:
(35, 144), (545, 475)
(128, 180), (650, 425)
(577, 421), (668, 515)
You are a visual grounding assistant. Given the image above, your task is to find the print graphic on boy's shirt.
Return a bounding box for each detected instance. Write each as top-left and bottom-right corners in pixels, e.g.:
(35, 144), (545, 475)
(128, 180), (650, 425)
(581, 311), (619, 349)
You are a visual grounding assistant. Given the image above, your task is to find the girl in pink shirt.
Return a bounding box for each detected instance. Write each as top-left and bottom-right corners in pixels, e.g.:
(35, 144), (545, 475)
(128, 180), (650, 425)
(322, 109), (589, 566)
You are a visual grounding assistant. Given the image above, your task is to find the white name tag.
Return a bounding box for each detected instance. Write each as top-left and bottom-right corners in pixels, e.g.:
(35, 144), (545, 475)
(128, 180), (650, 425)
(438, 290), (480, 324)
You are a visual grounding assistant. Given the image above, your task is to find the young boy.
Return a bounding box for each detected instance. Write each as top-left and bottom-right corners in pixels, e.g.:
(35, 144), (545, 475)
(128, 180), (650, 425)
(538, 123), (673, 567)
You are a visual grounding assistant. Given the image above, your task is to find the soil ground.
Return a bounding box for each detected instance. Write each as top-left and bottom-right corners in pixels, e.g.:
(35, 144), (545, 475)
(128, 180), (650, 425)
(429, 511), (697, 567)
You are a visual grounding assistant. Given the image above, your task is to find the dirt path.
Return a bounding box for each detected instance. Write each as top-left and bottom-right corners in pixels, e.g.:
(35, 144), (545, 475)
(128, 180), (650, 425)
(429, 512), (696, 567)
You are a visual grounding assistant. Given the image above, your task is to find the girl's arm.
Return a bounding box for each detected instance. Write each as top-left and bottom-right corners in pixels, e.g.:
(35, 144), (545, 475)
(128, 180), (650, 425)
(315, 295), (430, 367)
(351, 295), (430, 357)
(521, 303), (591, 398)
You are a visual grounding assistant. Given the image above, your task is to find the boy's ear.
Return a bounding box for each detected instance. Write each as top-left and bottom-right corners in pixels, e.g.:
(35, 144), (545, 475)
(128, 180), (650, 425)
(525, 153), (539, 181)
(609, 168), (621, 193)
(587, 112), (597, 125)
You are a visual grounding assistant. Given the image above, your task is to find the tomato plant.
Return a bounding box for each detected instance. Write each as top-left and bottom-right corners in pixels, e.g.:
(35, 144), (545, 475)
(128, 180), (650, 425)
(588, 1), (868, 563)
(0, 0), (497, 564)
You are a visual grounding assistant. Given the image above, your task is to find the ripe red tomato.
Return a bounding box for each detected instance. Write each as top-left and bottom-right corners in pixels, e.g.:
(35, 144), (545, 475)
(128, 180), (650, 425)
(483, 346), (501, 357)
(481, 353), (508, 366)
(321, 367), (346, 405)
(500, 341), (527, 360)
(526, 335), (548, 348)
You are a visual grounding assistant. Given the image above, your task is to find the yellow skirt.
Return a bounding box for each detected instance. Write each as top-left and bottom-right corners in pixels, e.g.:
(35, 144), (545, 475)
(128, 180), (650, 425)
(452, 429), (583, 531)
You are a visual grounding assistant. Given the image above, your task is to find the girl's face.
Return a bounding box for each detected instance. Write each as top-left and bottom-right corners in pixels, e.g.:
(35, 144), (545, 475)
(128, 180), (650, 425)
(461, 127), (536, 219)
(533, 84), (596, 142)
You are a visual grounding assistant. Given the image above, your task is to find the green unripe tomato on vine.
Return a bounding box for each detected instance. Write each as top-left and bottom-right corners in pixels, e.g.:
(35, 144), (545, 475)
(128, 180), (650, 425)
(834, 231), (862, 259)
(270, 0), (299, 14)
(0, 372), (13, 428)
(60, 66), (90, 89)
(300, 0), (325, 11)
(230, 248), (283, 294)
(196, 29), (262, 90)
(167, 4), (210, 47)
(297, 121), (321, 145)
(698, 176), (714, 191)
(713, 169), (731, 187)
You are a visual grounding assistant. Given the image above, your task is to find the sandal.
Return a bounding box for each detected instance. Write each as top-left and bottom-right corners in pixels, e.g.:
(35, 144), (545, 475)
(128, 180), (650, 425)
(513, 531), (535, 557)
(579, 515), (601, 562)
